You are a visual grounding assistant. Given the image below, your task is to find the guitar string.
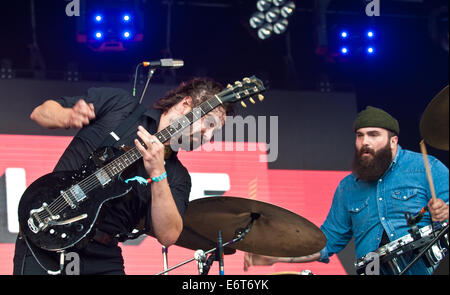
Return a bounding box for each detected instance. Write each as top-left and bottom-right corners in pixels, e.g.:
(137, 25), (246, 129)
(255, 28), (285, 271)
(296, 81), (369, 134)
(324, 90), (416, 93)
(38, 110), (196, 218)
(37, 148), (142, 220)
(31, 87), (260, 227)
(34, 97), (222, 221)
(36, 148), (142, 220)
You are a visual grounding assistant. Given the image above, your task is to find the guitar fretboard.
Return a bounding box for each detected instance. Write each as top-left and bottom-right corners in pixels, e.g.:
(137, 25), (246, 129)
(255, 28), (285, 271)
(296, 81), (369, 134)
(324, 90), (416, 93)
(100, 95), (223, 179)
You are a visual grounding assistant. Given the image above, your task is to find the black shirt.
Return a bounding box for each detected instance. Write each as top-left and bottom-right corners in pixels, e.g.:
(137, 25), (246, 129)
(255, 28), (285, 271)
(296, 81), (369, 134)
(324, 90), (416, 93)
(52, 87), (191, 237)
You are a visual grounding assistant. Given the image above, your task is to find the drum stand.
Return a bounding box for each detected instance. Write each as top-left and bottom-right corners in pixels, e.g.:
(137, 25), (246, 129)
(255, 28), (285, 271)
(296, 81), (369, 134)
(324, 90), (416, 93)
(162, 246), (169, 275)
(155, 214), (257, 275)
(399, 223), (449, 275)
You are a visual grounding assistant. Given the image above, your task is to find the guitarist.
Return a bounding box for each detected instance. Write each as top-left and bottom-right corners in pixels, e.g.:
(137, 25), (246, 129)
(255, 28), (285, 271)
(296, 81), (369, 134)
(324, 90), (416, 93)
(13, 78), (233, 275)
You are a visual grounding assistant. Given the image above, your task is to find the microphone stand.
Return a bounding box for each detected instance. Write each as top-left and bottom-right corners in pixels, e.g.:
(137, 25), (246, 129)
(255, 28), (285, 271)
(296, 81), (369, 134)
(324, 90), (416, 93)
(139, 68), (156, 104)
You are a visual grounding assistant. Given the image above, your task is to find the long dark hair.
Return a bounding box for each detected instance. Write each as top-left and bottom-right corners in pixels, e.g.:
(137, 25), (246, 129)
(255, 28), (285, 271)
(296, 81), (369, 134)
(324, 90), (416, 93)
(153, 77), (235, 116)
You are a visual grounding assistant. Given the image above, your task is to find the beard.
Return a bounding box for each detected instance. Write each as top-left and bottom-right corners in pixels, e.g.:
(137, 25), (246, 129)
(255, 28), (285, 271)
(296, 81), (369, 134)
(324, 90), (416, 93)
(351, 142), (393, 182)
(172, 131), (205, 151)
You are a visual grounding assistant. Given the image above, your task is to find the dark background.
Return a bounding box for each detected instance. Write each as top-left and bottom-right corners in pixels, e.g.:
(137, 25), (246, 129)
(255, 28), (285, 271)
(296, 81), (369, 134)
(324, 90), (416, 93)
(0, 0), (448, 166)
(0, 0), (448, 275)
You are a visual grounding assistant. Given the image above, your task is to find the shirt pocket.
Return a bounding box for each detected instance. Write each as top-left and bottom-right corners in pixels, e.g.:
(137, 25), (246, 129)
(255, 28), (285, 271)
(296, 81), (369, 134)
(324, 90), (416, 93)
(391, 188), (422, 214)
(348, 197), (370, 234)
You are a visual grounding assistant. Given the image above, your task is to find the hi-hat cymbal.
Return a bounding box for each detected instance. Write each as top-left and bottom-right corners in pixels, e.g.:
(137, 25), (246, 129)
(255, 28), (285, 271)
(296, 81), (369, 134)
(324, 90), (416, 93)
(420, 85), (449, 151)
(183, 196), (326, 257)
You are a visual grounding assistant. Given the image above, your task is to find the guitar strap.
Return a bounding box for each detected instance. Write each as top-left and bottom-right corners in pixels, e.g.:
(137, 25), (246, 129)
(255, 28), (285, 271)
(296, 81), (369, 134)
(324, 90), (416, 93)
(100, 103), (148, 147)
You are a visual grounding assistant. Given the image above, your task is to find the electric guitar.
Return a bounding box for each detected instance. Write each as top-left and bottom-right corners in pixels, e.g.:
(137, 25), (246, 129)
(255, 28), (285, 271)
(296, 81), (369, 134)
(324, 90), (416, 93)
(18, 76), (266, 251)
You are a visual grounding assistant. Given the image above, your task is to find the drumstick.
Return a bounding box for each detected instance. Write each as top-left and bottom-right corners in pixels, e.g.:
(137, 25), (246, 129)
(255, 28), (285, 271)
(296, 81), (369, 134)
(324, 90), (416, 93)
(420, 140), (437, 203)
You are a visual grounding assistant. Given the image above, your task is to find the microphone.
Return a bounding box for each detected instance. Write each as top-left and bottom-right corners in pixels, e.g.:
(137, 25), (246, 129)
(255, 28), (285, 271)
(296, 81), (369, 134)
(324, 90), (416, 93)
(218, 230), (224, 275)
(406, 206), (428, 227)
(141, 58), (184, 68)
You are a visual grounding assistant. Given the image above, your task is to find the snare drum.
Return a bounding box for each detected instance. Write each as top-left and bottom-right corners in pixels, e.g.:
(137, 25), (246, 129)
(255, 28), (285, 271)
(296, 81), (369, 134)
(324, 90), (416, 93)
(355, 223), (448, 275)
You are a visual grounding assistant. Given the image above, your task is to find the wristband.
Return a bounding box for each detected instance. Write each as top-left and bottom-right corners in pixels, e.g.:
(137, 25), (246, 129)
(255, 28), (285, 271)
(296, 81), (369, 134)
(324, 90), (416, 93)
(148, 171), (167, 183)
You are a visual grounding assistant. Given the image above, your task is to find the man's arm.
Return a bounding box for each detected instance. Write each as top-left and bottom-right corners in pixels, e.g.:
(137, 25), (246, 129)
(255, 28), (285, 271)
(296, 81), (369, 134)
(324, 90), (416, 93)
(30, 99), (95, 129)
(428, 157), (449, 222)
(243, 252), (321, 271)
(135, 126), (183, 247)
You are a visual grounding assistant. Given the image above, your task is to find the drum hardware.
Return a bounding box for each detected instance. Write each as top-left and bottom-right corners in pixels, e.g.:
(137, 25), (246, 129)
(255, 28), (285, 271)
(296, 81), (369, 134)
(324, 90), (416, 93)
(194, 250), (207, 275)
(355, 222), (448, 275)
(196, 230), (226, 276)
(270, 270), (315, 275)
(399, 223), (449, 275)
(405, 207), (428, 241)
(155, 213), (257, 275)
(153, 196), (325, 275)
(162, 246), (169, 275)
(218, 229), (224, 275)
(180, 197), (326, 257)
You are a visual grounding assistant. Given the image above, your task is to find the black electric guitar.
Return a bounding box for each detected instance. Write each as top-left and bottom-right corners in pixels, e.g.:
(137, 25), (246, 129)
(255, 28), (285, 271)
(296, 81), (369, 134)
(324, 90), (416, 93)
(18, 76), (265, 251)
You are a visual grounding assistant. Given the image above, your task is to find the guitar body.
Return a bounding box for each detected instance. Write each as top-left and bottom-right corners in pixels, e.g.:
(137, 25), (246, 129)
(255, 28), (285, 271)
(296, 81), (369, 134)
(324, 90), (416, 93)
(17, 76), (265, 252)
(18, 147), (133, 251)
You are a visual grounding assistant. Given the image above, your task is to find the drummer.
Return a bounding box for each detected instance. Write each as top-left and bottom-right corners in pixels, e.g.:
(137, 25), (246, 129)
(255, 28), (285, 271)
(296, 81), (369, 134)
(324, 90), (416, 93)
(244, 106), (449, 275)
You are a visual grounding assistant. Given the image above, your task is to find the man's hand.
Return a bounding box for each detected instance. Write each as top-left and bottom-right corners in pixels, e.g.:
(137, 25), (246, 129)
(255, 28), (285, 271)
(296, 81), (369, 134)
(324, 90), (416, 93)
(30, 99), (95, 129)
(135, 125), (166, 178)
(243, 252), (277, 272)
(66, 99), (95, 129)
(428, 198), (449, 222)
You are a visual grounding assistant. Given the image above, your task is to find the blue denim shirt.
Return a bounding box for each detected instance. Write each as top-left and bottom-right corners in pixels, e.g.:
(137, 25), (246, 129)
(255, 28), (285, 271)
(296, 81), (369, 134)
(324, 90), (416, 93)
(319, 145), (449, 274)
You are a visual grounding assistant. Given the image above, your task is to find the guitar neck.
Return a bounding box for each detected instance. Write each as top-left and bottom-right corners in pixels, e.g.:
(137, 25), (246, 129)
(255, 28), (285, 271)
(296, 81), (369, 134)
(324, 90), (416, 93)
(103, 95), (223, 177)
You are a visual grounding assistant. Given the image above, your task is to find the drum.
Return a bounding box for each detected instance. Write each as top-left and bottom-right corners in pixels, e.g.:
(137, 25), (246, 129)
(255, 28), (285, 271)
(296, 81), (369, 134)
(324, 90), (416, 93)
(355, 223), (448, 275)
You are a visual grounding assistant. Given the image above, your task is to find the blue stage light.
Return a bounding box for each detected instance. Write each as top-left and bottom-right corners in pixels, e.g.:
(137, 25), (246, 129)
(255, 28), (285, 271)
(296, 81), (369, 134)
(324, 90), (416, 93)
(123, 31), (132, 39)
(94, 31), (103, 39)
(367, 31), (374, 38)
(341, 47), (349, 54)
(123, 14), (131, 22)
(95, 15), (102, 22)
(367, 47), (375, 54)
(340, 31), (348, 39)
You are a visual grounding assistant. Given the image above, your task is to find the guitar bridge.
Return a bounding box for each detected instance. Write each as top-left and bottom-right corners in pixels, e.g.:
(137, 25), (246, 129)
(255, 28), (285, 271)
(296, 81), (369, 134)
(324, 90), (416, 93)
(27, 217), (40, 234)
(28, 202), (60, 234)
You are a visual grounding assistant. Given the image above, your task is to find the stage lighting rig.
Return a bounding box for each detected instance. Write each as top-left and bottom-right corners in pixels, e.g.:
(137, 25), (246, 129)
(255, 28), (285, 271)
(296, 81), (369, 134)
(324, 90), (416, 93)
(76, 0), (144, 52)
(249, 0), (296, 40)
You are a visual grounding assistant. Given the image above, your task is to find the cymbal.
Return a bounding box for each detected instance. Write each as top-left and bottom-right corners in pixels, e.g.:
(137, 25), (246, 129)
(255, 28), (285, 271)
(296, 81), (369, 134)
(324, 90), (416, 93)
(420, 85), (449, 151)
(145, 224), (236, 255)
(175, 226), (236, 255)
(183, 196), (326, 257)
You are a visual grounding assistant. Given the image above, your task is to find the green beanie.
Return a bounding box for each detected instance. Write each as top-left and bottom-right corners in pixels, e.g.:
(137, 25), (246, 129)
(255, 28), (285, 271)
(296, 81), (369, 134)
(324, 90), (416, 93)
(353, 106), (400, 135)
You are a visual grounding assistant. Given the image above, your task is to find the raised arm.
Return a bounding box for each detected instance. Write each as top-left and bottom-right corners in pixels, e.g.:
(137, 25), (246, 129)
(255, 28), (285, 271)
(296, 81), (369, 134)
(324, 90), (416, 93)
(30, 99), (95, 129)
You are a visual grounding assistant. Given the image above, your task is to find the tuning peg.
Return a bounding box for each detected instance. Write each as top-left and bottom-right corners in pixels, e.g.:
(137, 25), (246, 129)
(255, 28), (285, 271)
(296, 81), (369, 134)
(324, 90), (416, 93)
(235, 81), (243, 87)
(227, 84), (233, 89)
(241, 101), (247, 108)
(258, 94), (264, 101)
(243, 77), (251, 83)
(249, 97), (256, 104)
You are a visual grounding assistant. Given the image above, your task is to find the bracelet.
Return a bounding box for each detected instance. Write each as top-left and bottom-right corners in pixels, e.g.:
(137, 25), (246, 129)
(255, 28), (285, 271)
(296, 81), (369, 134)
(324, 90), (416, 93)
(147, 171), (167, 183)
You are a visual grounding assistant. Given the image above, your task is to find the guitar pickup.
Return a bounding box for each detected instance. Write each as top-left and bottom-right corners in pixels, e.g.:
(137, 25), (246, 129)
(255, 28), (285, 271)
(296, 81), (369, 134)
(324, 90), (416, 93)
(95, 169), (111, 187)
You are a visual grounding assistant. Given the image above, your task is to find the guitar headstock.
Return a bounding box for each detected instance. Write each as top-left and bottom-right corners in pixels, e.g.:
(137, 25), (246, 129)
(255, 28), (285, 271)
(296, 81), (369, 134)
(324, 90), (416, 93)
(218, 76), (266, 107)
